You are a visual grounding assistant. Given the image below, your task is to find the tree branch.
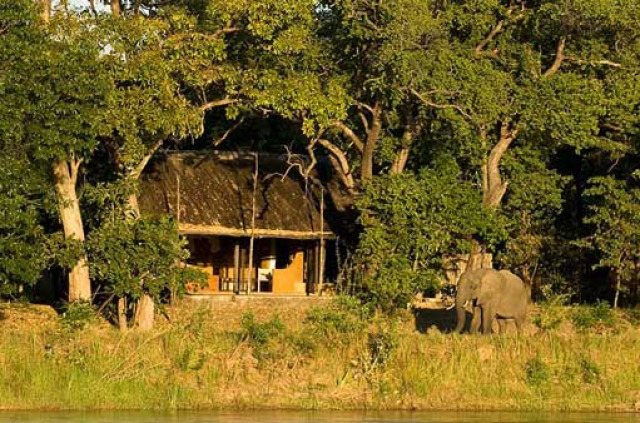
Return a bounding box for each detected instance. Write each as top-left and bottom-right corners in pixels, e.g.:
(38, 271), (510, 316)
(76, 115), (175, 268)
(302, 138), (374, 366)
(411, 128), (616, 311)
(213, 118), (245, 147)
(410, 88), (473, 122)
(543, 37), (566, 77)
(475, 20), (506, 55)
(484, 123), (519, 207)
(200, 97), (238, 112)
(331, 121), (364, 153)
(213, 26), (241, 38)
(565, 56), (622, 69)
(358, 111), (370, 134)
(129, 139), (164, 181)
(70, 158), (83, 186)
(356, 101), (376, 116)
(317, 138), (356, 192)
(475, 6), (518, 55)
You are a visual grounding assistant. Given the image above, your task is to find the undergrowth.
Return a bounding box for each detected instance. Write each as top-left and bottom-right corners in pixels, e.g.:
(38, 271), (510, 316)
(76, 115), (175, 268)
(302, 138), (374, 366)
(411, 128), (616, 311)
(0, 298), (639, 411)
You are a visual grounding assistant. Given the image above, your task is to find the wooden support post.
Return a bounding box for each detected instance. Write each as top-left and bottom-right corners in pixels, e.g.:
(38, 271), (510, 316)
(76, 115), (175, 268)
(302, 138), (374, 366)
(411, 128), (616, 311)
(176, 174), (181, 224)
(318, 188), (325, 295)
(233, 241), (240, 294)
(247, 154), (258, 295)
(313, 243), (320, 293)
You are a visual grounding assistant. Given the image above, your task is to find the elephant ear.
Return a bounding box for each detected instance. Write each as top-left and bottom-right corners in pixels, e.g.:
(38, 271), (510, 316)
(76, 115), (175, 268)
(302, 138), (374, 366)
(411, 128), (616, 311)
(474, 272), (501, 306)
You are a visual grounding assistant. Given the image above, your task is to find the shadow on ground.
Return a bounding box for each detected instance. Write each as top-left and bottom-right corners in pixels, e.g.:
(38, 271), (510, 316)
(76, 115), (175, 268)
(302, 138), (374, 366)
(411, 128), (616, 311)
(413, 307), (473, 333)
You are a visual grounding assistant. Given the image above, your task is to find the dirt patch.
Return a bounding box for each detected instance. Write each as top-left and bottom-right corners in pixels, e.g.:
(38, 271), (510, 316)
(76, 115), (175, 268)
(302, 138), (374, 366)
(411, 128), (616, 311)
(160, 296), (333, 332)
(0, 303), (59, 332)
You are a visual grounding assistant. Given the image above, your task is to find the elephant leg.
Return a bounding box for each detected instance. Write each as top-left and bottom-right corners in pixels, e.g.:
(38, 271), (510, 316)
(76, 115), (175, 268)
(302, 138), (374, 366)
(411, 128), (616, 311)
(514, 316), (524, 333)
(481, 306), (495, 335)
(469, 306), (481, 334)
(497, 319), (507, 334)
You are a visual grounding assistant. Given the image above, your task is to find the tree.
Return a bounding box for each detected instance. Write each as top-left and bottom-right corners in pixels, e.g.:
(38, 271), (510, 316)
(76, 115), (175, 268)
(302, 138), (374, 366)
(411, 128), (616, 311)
(0, 156), (48, 297)
(356, 159), (504, 310)
(405, 0), (640, 267)
(581, 174), (640, 308)
(1, 1), (114, 302)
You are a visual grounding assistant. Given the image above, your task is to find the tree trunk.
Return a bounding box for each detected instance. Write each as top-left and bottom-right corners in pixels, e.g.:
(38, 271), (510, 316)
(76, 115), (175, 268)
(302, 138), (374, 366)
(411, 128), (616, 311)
(482, 123), (518, 209)
(390, 117), (420, 175)
(360, 103), (382, 182)
(110, 0), (121, 17)
(613, 270), (621, 309)
(117, 297), (127, 331)
(135, 294), (154, 331)
(38, 0), (50, 22)
(52, 160), (92, 302)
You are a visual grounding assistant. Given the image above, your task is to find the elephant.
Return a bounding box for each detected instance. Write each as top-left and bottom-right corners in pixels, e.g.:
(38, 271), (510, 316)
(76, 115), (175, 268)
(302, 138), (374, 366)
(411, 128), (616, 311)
(452, 268), (528, 334)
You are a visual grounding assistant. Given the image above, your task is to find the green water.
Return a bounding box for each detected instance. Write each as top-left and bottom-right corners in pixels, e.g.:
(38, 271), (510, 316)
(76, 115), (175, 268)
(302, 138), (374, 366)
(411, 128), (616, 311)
(0, 411), (639, 423)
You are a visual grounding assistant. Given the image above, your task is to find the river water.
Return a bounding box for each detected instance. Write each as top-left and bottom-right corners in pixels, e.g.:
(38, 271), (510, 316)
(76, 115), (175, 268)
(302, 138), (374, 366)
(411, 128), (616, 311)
(1, 411), (639, 423)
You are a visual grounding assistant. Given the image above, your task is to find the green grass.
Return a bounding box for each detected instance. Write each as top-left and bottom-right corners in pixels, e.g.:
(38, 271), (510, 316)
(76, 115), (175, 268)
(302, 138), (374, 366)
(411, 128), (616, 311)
(0, 300), (639, 411)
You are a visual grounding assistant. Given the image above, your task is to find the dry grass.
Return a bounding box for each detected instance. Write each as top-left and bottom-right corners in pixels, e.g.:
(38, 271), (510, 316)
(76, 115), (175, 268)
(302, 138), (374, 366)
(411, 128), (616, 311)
(0, 299), (639, 412)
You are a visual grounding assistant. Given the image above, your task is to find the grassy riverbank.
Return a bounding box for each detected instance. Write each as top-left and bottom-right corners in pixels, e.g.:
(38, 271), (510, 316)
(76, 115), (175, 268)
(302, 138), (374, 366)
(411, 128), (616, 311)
(1, 298), (639, 412)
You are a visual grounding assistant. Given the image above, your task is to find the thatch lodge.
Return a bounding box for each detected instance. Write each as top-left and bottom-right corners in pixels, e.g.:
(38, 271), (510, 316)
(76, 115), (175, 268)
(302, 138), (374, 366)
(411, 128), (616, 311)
(138, 151), (336, 296)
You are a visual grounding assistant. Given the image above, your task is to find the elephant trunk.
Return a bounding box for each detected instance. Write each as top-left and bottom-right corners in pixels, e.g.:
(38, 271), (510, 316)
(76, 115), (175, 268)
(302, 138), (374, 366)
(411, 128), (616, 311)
(454, 299), (468, 333)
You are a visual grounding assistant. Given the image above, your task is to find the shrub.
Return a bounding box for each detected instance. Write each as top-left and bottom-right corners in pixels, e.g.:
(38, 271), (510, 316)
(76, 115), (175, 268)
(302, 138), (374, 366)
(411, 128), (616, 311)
(532, 294), (571, 331)
(355, 163), (505, 312)
(525, 356), (550, 387)
(304, 295), (369, 338)
(240, 311), (285, 361)
(579, 358), (601, 384)
(60, 301), (96, 331)
(571, 301), (616, 332)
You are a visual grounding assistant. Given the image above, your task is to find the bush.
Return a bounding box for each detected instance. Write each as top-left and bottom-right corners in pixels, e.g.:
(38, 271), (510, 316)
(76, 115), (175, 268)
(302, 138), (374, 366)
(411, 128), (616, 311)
(304, 295), (369, 338)
(525, 356), (550, 387)
(571, 301), (616, 332)
(579, 358), (601, 384)
(621, 307), (640, 325)
(367, 329), (397, 368)
(240, 311), (285, 361)
(60, 301), (96, 331)
(532, 294), (571, 331)
(355, 163), (505, 312)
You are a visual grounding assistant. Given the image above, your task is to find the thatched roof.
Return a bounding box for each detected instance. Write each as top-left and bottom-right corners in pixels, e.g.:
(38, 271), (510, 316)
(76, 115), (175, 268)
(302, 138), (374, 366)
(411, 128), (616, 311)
(138, 151), (334, 239)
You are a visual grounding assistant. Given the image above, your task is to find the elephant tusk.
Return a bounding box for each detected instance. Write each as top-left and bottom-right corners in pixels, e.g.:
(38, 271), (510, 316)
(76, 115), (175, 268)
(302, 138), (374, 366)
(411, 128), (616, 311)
(463, 300), (469, 308)
(446, 304), (456, 310)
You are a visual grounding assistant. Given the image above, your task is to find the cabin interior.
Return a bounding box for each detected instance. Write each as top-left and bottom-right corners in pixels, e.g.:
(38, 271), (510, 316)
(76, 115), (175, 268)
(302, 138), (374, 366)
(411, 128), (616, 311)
(185, 235), (330, 295)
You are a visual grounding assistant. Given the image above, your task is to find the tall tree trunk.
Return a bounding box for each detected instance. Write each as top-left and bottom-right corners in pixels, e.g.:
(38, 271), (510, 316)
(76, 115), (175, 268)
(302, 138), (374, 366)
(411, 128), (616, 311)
(110, 0), (121, 17)
(125, 142), (164, 330)
(390, 115), (420, 175)
(360, 103), (382, 182)
(127, 194), (156, 331)
(38, 0), (51, 22)
(135, 294), (154, 331)
(52, 160), (92, 302)
(117, 297), (127, 331)
(482, 123), (518, 209)
(471, 123), (518, 271)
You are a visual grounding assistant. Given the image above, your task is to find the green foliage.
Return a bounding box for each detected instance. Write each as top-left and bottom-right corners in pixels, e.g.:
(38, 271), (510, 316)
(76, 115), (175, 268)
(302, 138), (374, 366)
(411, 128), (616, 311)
(60, 301), (96, 332)
(525, 356), (551, 387)
(580, 175), (640, 303)
(356, 162), (505, 310)
(571, 301), (617, 332)
(87, 215), (205, 301)
(532, 295), (571, 331)
(240, 311), (285, 361)
(367, 328), (398, 369)
(2, 0), (640, 318)
(579, 358), (601, 384)
(304, 296), (370, 338)
(0, 157), (47, 296)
